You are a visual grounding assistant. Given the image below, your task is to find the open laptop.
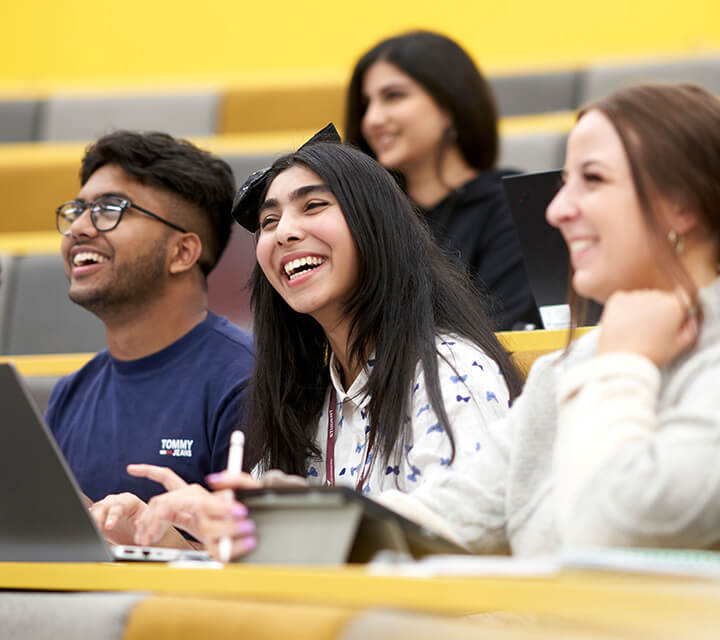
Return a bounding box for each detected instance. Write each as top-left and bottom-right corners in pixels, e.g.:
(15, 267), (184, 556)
(502, 170), (602, 327)
(0, 363), (210, 562)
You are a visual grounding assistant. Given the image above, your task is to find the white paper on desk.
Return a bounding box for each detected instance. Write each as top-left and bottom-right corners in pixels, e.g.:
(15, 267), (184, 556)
(561, 548), (720, 580)
(367, 553), (559, 577)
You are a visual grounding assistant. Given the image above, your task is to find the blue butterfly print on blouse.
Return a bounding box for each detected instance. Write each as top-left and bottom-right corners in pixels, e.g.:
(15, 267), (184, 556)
(339, 467), (346, 476)
(416, 404), (430, 417)
(471, 360), (484, 370)
(355, 442), (364, 454)
(486, 391), (499, 403)
(404, 444), (413, 453)
(365, 425), (371, 434)
(385, 465), (400, 475)
(426, 422), (443, 434)
(413, 383), (420, 394)
(307, 466), (319, 478)
(362, 484), (371, 494)
(450, 374), (467, 383)
(365, 452), (373, 465)
(475, 442), (481, 451)
(360, 409), (367, 420)
(339, 415), (344, 429)
(440, 340), (456, 346)
(407, 465), (422, 482)
(440, 457), (451, 466)
(456, 395), (471, 403)
(350, 464), (360, 476)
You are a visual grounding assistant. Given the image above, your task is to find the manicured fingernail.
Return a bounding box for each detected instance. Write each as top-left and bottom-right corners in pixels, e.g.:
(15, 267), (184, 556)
(243, 536), (258, 551)
(206, 472), (224, 483)
(236, 519), (256, 535)
(231, 503), (248, 518)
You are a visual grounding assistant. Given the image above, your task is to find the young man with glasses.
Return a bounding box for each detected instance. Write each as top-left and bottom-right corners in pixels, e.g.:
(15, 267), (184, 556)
(45, 131), (254, 543)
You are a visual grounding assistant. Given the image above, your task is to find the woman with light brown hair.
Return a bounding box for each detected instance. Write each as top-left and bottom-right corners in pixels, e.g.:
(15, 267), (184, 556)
(545, 83), (720, 549)
(489, 82), (720, 553)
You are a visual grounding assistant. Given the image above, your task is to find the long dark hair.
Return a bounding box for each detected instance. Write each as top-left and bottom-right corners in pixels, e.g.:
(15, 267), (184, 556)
(345, 30), (498, 172)
(243, 142), (522, 475)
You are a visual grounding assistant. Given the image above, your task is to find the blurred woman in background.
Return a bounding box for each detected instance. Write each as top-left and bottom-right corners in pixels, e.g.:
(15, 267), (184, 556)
(345, 30), (541, 330)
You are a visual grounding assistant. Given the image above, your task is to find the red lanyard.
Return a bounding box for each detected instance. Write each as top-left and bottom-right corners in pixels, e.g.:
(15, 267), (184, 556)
(325, 388), (368, 490)
(325, 388), (338, 484)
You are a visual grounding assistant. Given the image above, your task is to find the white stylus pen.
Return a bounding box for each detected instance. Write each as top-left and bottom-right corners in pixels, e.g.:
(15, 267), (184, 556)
(219, 430), (244, 563)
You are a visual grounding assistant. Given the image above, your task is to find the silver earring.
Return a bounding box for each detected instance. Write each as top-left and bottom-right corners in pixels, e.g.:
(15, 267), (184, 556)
(668, 230), (684, 255)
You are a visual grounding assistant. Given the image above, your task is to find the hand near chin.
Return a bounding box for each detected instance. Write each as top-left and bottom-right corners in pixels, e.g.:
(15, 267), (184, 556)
(597, 288), (699, 366)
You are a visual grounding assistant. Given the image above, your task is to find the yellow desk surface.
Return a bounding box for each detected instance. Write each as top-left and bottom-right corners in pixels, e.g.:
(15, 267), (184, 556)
(2, 563), (720, 636)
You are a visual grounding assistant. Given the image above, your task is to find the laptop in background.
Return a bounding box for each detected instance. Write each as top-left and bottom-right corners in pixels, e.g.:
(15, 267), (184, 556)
(502, 170), (602, 327)
(0, 363), (209, 562)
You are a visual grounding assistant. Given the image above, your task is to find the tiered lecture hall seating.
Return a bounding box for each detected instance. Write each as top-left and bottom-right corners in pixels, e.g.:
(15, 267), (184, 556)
(1, 52), (720, 640)
(0, 52), (717, 403)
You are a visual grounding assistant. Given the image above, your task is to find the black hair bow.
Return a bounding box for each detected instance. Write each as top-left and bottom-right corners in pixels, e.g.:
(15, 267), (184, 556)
(231, 123), (341, 232)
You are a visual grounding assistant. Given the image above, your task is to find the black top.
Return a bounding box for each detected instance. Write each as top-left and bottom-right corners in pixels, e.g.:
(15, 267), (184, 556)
(421, 170), (542, 331)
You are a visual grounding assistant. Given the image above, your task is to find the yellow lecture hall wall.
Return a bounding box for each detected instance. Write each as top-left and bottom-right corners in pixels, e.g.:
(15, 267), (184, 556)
(3, 0), (720, 84)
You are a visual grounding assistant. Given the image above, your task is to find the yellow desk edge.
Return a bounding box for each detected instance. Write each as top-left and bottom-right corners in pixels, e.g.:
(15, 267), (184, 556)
(0, 353), (95, 376)
(2, 562), (720, 635)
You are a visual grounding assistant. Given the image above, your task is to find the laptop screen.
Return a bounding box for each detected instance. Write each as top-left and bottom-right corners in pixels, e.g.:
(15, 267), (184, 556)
(502, 170), (602, 326)
(0, 363), (113, 561)
(0, 363), (210, 563)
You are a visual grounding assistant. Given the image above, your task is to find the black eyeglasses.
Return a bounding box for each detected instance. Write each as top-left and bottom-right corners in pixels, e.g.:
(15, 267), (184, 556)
(56, 195), (187, 236)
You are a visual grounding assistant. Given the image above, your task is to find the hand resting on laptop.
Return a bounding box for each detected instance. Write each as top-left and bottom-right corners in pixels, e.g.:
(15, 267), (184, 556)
(88, 463), (302, 558)
(89, 463), (257, 551)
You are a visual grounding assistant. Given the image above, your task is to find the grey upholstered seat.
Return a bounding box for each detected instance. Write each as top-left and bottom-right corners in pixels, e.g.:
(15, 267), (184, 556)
(498, 132), (566, 173)
(490, 70), (582, 116)
(23, 375), (61, 413)
(0, 99), (40, 142)
(0, 253), (105, 355)
(38, 91), (221, 142)
(0, 253), (13, 349)
(580, 56), (720, 103)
